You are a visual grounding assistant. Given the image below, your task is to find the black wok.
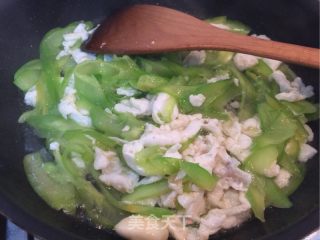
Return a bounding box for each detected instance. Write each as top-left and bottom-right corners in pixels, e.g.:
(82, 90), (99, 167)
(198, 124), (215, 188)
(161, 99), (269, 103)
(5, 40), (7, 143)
(0, 0), (318, 239)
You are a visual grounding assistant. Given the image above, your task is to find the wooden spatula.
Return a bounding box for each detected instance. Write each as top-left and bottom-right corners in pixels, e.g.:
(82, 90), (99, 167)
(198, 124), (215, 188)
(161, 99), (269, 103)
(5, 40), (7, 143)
(85, 4), (320, 68)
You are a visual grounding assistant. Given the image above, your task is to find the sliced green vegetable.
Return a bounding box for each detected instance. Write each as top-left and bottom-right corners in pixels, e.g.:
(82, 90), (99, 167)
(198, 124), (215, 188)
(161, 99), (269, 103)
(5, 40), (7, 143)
(18, 109), (39, 123)
(246, 59), (273, 79)
(91, 171), (173, 218)
(118, 113), (145, 140)
(91, 106), (122, 136)
(90, 107), (144, 140)
(278, 64), (297, 81)
(53, 148), (127, 227)
(180, 133), (199, 151)
(24, 152), (77, 213)
(74, 61), (109, 108)
(76, 178), (127, 227)
(26, 114), (86, 138)
(180, 161), (218, 191)
(254, 103), (297, 148)
(206, 16), (251, 35)
(153, 93), (178, 123)
(135, 74), (168, 92)
(246, 176), (266, 222)
(205, 16), (227, 24)
(305, 104), (320, 121)
(264, 178), (292, 208)
(14, 59), (42, 91)
(281, 100), (317, 116)
(135, 146), (180, 176)
(122, 179), (170, 202)
(244, 146), (278, 176)
(159, 79), (240, 119)
(284, 139), (300, 158)
(228, 63), (257, 120)
(39, 23), (80, 111)
(204, 51), (234, 65)
(278, 149), (306, 196)
(282, 167), (305, 196)
(137, 57), (183, 78)
(108, 56), (143, 81)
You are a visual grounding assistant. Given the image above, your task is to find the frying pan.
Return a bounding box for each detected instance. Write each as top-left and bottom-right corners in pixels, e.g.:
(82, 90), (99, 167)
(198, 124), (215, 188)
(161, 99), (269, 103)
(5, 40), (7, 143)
(0, 0), (318, 239)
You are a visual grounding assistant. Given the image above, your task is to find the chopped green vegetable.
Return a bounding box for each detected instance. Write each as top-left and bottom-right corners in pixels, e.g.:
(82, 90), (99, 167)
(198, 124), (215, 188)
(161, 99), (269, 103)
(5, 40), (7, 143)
(24, 152), (78, 213)
(264, 178), (292, 208)
(135, 74), (168, 92)
(26, 114), (86, 138)
(180, 161), (218, 191)
(244, 146), (279, 176)
(91, 107), (145, 140)
(14, 59), (42, 91)
(206, 16), (251, 35)
(135, 146), (180, 176)
(246, 176), (266, 222)
(158, 79), (240, 119)
(281, 100), (317, 116)
(154, 93), (178, 123)
(278, 64), (297, 81)
(122, 179), (170, 202)
(253, 102), (297, 149)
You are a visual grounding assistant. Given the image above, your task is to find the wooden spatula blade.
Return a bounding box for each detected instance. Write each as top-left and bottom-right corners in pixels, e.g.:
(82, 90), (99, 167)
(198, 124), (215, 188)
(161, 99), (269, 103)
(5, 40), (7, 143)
(85, 4), (220, 54)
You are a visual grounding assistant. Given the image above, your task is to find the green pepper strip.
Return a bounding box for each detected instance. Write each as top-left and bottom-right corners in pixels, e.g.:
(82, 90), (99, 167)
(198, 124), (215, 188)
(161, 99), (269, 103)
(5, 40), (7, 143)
(121, 179), (170, 202)
(24, 152), (78, 214)
(180, 161), (218, 191)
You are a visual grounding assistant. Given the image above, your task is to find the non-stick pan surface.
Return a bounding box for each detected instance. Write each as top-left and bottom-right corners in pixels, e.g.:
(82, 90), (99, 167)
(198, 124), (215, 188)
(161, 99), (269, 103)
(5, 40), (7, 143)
(0, 0), (318, 239)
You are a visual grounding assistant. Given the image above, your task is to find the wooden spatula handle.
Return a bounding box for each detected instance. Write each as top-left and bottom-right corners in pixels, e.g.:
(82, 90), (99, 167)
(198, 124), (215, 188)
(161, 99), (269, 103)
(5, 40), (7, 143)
(242, 39), (319, 68)
(202, 32), (320, 68)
